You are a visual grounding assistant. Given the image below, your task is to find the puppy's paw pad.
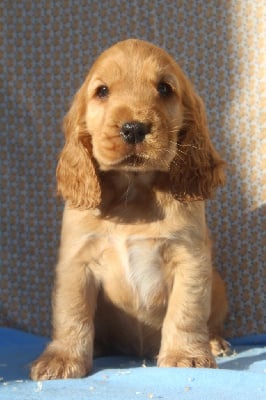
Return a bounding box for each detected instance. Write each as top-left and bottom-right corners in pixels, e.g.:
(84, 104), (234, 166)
(158, 353), (217, 369)
(30, 353), (89, 380)
(210, 336), (232, 357)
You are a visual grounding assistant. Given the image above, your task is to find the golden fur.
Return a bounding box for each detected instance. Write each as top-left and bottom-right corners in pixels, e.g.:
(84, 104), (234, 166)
(31, 39), (229, 380)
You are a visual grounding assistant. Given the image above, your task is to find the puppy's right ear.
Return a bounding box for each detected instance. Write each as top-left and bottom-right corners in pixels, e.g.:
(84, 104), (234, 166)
(56, 85), (101, 209)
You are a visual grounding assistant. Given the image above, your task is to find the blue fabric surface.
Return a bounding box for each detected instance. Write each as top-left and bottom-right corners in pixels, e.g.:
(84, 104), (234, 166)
(0, 328), (265, 400)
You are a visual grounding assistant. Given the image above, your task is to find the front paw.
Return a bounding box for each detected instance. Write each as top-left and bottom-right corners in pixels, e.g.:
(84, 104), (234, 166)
(157, 351), (217, 368)
(210, 336), (232, 357)
(30, 349), (91, 380)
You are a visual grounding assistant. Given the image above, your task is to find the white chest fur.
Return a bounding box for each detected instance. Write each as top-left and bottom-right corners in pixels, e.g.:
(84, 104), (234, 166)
(111, 234), (165, 307)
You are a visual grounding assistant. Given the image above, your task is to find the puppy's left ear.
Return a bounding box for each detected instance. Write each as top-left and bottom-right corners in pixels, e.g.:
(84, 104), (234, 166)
(56, 84), (101, 209)
(170, 86), (225, 201)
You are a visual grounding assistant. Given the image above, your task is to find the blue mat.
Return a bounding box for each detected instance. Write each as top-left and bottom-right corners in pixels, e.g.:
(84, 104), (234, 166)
(0, 328), (265, 399)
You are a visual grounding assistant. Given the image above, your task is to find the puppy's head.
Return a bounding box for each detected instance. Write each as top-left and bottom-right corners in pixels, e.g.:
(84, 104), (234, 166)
(57, 39), (225, 208)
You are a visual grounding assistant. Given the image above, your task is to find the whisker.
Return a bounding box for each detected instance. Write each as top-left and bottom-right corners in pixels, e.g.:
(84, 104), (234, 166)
(168, 141), (187, 155)
(162, 148), (185, 163)
(175, 147), (187, 156)
(121, 175), (133, 207)
(168, 139), (200, 151)
(177, 143), (199, 149)
(166, 126), (201, 151)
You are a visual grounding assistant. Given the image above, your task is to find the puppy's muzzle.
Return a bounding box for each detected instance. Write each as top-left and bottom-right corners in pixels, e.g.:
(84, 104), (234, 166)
(120, 121), (151, 144)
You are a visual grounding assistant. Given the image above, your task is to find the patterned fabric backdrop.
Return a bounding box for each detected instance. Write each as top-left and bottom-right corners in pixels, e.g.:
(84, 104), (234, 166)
(1, 0), (265, 338)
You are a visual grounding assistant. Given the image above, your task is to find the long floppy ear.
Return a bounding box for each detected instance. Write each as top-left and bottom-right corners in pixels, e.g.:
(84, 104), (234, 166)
(56, 84), (101, 209)
(170, 81), (225, 201)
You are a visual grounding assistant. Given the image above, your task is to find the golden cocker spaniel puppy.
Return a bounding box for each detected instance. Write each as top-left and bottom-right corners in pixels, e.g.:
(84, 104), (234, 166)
(31, 39), (229, 380)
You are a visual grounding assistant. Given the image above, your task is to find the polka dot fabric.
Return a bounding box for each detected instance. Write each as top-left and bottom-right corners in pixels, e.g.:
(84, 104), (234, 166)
(1, 0), (265, 337)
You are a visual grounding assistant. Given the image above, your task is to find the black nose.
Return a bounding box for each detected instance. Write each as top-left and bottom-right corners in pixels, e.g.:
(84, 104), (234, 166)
(120, 121), (151, 144)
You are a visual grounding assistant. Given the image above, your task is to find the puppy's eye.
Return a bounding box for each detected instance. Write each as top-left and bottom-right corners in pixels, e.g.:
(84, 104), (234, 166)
(96, 85), (109, 98)
(157, 82), (173, 97)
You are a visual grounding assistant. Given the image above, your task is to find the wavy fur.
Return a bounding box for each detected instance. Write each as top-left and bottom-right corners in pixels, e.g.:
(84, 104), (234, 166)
(31, 39), (229, 381)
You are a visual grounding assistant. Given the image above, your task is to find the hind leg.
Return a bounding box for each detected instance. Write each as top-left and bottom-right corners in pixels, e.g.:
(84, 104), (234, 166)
(208, 270), (231, 356)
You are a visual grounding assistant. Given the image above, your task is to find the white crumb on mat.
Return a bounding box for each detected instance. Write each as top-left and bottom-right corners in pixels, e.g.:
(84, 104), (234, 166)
(117, 369), (131, 375)
(15, 380), (24, 383)
(34, 381), (43, 392)
(142, 359), (147, 368)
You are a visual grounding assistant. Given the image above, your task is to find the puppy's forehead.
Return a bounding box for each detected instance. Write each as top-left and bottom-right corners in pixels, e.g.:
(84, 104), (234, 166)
(89, 39), (178, 82)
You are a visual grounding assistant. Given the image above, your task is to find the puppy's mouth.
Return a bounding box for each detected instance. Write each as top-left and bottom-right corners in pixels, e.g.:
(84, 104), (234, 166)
(98, 152), (150, 171)
(110, 154), (150, 171)
(119, 154), (147, 168)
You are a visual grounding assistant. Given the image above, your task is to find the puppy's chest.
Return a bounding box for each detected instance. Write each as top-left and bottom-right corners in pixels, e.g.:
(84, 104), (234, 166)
(101, 233), (168, 309)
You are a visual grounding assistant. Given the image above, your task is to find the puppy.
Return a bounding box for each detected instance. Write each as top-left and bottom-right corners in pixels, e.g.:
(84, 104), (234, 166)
(31, 39), (229, 380)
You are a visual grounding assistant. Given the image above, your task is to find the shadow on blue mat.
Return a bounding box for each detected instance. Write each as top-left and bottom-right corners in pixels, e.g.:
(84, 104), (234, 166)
(0, 329), (266, 400)
(0, 328), (265, 381)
